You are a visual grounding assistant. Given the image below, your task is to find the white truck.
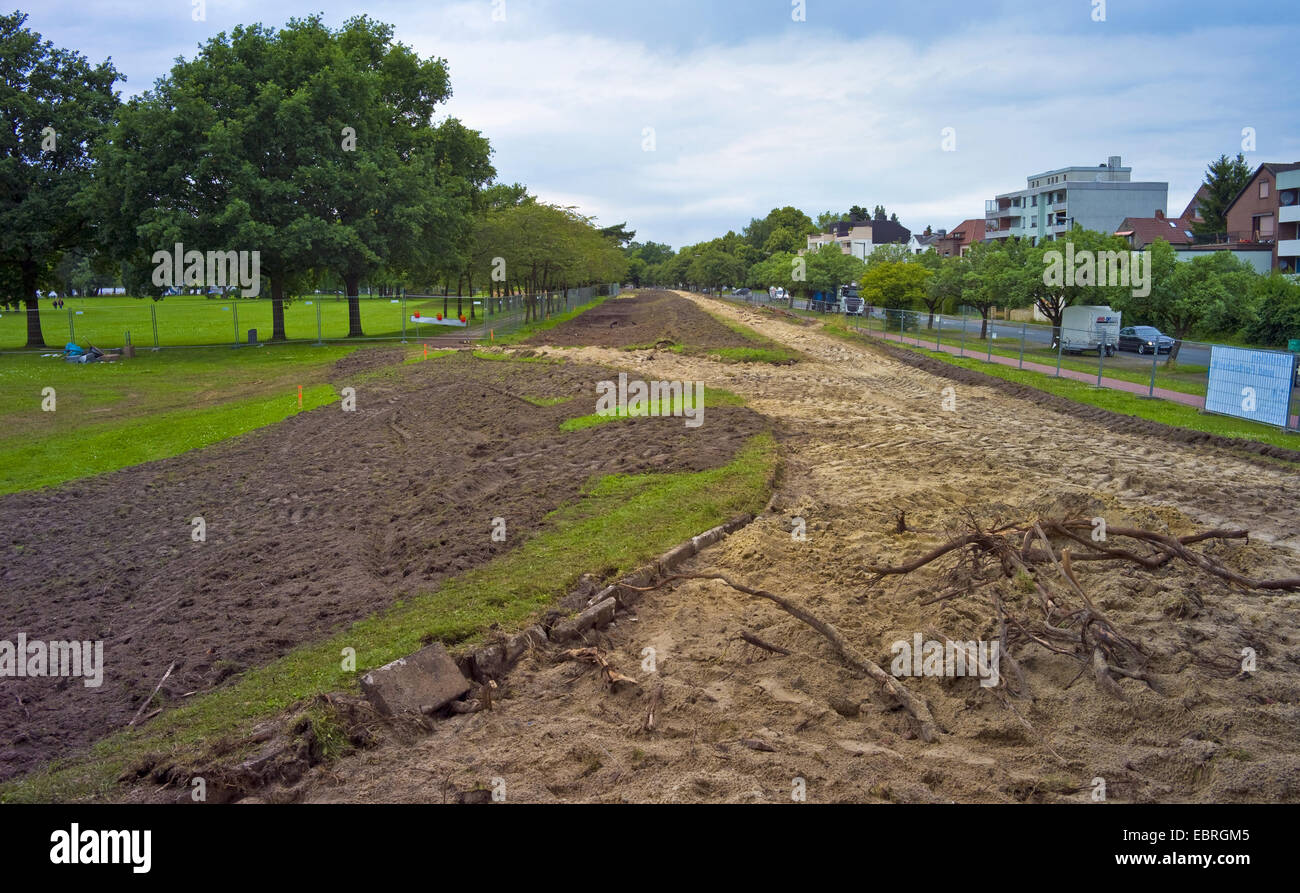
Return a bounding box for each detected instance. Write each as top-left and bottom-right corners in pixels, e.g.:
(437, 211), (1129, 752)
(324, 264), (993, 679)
(1060, 305), (1121, 356)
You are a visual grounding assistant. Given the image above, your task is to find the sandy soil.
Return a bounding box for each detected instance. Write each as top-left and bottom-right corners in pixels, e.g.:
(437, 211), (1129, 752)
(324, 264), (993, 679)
(0, 348), (765, 780)
(297, 291), (1300, 804)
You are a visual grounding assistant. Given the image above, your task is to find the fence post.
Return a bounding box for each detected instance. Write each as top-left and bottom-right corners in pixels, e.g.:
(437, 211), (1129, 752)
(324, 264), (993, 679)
(1018, 322), (1026, 369)
(315, 302), (323, 346)
(986, 322), (993, 363)
(1147, 343), (1159, 397)
(1097, 336), (1105, 387)
(935, 314), (943, 350)
(67, 307), (75, 344)
(232, 304), (240, 348)
(150, 302), (160, 351)
(1055, 330), (1064, 377)
(959, 315), (966, 357)
(401, 295), (407, 343)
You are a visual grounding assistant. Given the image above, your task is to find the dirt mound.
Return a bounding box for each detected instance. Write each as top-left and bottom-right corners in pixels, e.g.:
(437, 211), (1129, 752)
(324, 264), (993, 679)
(0, 350), (766, 781)
(526, 291), (758, 352)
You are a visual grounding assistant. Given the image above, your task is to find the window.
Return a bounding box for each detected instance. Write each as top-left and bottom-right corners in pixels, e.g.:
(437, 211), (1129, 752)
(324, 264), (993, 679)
(1260, 180), (1269, 199)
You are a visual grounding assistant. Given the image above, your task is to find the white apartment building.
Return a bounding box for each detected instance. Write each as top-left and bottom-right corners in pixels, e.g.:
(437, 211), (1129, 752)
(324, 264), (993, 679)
(984, 155), (1168, 242)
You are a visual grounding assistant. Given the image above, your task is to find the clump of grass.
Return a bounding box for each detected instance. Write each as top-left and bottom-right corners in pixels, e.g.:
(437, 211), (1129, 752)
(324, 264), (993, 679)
(559, 387), (746, 432)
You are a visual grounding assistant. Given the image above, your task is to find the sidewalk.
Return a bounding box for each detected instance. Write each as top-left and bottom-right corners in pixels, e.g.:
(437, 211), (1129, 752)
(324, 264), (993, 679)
(852, 325), (1300, 429)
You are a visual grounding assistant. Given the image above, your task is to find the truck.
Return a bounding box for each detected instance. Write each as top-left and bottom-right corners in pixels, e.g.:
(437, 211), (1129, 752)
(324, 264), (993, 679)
(838, 284), (864, 316)
(1060, 305), (1121, 356)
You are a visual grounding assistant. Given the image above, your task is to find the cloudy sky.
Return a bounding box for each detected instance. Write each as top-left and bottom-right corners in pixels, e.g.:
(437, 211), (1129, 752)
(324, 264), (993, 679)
(26, 0), (1299, 248)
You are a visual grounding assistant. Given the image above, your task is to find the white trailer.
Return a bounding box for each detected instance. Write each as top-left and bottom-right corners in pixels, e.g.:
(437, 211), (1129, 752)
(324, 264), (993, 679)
(1060, 305), (1121, 356)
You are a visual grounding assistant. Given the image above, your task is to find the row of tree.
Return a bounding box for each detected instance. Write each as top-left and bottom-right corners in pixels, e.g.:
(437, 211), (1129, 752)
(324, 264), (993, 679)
(0, 11), (627, 346)
(845, 230), (1300, 361)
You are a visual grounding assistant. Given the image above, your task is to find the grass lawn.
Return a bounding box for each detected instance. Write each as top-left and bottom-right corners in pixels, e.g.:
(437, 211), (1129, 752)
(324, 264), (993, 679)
(560, 386), (745, 431)
(0, 343), (362, 494)
(0, 294), (483, 351)
(1, 432), (777, 803)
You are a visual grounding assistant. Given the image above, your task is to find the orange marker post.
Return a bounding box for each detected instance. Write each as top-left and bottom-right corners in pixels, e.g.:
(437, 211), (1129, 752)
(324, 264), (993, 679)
(297, 385), (303, 408)
(423, 343), (428, 358)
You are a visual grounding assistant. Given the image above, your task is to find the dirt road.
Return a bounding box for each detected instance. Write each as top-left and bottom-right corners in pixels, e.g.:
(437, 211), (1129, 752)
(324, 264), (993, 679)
(301, 292), (1300, 803)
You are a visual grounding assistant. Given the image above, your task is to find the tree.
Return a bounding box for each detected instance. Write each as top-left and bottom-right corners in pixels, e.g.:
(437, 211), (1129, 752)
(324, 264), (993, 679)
(0, 12), (120, 346)
(1192, 153), (1253, 239)
(804, 242), (865, 299)
(919, 251), (960, 328)
(865, 243), (913, 266)
(859, 260), (931, 317)
(1145, 248), (1252, 364)
(688, 246), (745, 294)
(1242, 274), (1300, 347)
(815, 211), (843, 230)
(743, 206), (816, 257)
(961, 241), (1028, 338)
(1032, 228), (1133, 345)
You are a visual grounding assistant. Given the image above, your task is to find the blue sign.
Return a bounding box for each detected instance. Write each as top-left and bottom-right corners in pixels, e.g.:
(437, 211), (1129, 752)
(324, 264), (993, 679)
(1205, 345), (1296, 428)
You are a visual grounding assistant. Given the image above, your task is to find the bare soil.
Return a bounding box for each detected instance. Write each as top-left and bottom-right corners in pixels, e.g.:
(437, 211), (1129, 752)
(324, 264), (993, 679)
(293, 292), (1300, 804)
(525, 291), (760, 352)
(0, 348), (765, 781)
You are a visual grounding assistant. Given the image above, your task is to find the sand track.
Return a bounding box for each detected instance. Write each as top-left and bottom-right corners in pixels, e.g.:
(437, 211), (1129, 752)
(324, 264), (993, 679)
(299, 292), (1300, 804)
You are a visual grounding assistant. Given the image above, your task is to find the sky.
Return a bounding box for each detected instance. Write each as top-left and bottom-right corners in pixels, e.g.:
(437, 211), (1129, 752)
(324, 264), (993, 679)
(24, 0), (1300, 249)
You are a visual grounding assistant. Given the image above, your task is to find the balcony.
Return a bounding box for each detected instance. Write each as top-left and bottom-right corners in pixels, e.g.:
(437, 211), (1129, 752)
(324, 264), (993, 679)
(1280, 204), (1300, 224)
(1278, 239), (1300, 258)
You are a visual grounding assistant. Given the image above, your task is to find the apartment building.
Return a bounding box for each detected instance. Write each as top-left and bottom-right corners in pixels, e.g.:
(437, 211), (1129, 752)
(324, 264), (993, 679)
(984, 155), (1168, 242)
(1221, 162), (1300, 274)
(805, 217), (911, 260)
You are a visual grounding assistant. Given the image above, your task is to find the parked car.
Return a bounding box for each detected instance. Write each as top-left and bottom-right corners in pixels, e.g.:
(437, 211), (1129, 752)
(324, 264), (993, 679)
(1118, 325), (1174, 355)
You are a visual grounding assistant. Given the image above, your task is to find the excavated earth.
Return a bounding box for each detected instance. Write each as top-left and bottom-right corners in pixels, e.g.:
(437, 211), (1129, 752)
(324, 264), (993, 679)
(0, 348), (766, 781)
(284, 291), (1300, 804)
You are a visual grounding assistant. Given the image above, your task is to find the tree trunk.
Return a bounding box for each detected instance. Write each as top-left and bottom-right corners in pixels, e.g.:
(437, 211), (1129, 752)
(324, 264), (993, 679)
(21, 260), (45, 348)
(345, 273), (363, 337)
(1166, 338), (1183, 366)
(979, 310), (989, 339)
(270, 277), (287, 342)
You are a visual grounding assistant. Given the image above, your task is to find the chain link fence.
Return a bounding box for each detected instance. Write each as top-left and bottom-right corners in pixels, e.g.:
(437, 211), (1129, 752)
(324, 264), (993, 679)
(708, 289), (1300, 432)
(1, 283), (620, 352)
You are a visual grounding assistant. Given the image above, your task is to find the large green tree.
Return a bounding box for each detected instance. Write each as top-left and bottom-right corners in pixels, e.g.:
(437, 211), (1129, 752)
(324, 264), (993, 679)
(1192, 153), (1253, 239)
(0, 11), (120, 346)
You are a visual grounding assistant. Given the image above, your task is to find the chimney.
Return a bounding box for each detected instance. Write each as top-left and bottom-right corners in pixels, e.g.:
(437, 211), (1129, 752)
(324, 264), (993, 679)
(1108, 155), (1121, 169)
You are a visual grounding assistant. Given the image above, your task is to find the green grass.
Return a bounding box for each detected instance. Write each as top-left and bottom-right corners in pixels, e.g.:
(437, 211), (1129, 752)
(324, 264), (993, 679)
(844, 330), (1300, 453)
(559, 386), (745, 432)
(521, 395), (573, 407)
(0, 344), (360, 494)
(1, 432), (777, 803)
(698, 308), (801, 363)
(0, 294), (483, 350)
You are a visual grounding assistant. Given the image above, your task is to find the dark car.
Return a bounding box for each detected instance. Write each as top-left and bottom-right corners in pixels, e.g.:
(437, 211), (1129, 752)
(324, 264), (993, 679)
(1118, 325), (1174, 355)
